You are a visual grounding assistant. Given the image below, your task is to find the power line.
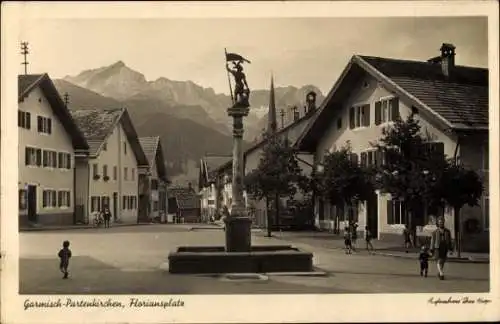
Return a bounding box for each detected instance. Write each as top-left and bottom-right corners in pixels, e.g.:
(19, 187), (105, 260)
(20, 41), (29, 75)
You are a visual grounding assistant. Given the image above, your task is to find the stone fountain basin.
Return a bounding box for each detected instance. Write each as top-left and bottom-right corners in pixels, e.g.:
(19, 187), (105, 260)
(168, 245), (313, 274)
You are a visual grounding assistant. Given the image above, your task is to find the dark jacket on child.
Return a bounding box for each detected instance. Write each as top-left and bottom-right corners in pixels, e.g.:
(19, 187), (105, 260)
(58, 248), (72, 268)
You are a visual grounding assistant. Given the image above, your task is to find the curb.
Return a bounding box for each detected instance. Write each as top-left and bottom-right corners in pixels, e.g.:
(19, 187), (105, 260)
(20, 222), (155, 232)
(373, 252), (490, 264)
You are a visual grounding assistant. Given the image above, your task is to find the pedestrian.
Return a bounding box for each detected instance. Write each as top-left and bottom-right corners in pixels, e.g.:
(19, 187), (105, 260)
(350, 222), (358, 251)
(103, 206), (112, 228)
(344, 226), (352, 254)
(58, 240), (72, 279)
(419, 245), (430, 277)
(364, 226), (374, 254)
(403, 224), (412, 253)
(430, 217), (452, 280)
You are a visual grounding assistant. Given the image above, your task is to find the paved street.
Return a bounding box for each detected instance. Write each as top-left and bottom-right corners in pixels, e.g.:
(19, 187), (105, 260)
(19, 225), (490, 294)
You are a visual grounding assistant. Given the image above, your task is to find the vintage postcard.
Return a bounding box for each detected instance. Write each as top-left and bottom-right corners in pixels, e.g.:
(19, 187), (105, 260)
(1, 1), (499, 323)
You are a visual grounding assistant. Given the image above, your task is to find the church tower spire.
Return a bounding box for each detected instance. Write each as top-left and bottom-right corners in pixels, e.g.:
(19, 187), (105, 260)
(267, 74), (277, 134)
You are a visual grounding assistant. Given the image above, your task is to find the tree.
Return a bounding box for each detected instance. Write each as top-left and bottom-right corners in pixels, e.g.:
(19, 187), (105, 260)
(244, 133), (303, 236)
(434, 161), (483, 257)
(317, 144), (374, 225)
(372, 113), (446, 241)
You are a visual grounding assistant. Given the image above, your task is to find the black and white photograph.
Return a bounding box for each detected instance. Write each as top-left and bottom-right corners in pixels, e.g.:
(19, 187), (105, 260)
(1, 1), (499, 323)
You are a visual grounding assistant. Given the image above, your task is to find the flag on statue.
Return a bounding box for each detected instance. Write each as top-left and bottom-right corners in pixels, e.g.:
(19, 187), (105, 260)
(225, 52), (251, 64)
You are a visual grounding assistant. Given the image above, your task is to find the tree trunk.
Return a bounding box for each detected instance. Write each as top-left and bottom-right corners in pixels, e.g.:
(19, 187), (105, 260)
(265, 196), (272, 237)
(454, 206), (462, 258)
(275, 192), (280, 230)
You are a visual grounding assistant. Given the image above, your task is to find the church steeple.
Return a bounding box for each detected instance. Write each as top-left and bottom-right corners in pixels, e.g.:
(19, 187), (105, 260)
(267, 74), (277, 134)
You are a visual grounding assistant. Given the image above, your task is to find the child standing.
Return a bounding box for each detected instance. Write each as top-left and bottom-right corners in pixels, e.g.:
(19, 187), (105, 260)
(58, 240), (72, 279)
(344, 227), (352, 254)
(419, 245), (430, 277)
(365, 226), (374, 254)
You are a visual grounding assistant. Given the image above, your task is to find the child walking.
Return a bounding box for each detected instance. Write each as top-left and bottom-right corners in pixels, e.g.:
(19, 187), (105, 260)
(344, 227), (352, 254)
(419, 245), (430, 277)
(58, 240), (72, 279)
(364, 226), (374, 254)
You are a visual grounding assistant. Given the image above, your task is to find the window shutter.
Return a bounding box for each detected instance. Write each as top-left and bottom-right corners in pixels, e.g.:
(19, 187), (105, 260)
(360, 152), (367, 167)
(58, 191), (62, 207)
(363, 104), (370, 126)
(47, 118), (52, 134)
(387, 199), (394, 224)
(42, 151), (47, 167)
(123, 196), (127, 210)
(52, 191), (57, 207)
(390, 97), (400, 121)
(37, 116), (42, 132)
(25, 147), (30, 165)
(36, 149), (42, 166)
(67, 154), (71, 169)
(374, 101), (382, 125)
(349, 107), (355, 129)
(58, 153), (63, 168)
(26, 112), (31, 129)
(18, 111), (22, 127)
(42, 191), (47, 208)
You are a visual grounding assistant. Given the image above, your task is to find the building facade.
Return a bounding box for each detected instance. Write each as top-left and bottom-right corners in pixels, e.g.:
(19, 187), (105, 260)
(138, 136), (169, 222)
(18, 74), (88, 227)
(296, 44), (489, 249)
(70, 108), (149, 224)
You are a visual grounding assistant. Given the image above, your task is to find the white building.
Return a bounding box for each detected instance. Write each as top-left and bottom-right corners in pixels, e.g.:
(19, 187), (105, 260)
(70, 108), (149, 224)
(18, 74), (89, 227)
(138, 136), (169, 222)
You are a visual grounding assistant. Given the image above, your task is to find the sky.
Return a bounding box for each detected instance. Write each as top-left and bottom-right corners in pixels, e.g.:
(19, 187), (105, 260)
(19, 17), (488, 95)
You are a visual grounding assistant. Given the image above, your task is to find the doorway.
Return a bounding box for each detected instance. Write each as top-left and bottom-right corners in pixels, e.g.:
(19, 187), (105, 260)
(27, 185), (37, 223)
(366, 191), (378, 238)
(113, 192), (118, 221)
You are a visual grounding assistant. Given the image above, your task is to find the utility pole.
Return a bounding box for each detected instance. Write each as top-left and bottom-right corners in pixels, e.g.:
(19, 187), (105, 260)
(63, 92), (70, 107)
(20, 41), (29, 75)
(280, 109), (285, 129)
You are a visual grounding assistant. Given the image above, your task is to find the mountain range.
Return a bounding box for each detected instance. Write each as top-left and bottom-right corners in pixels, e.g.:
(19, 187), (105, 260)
(57, 61), (324, 185)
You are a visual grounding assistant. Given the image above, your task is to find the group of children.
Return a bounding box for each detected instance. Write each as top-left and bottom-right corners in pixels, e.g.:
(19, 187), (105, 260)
(343, 224), (374, 254)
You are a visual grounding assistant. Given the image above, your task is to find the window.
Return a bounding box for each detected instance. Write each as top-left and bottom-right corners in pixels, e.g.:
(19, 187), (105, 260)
(37, 116), (52, 134)
(123, 196), (128, 210)
(18, 111), (31, 129)
(360, 150), (383, 167)
(19, 189), (27, 210)
(123, 142), (127, 155)
(375, 97), (399, 125)
(103, 165), (108, 177)
(58, 152), (71, 169)
(484, 196), (489, 230)
(42, 150), (57, 168)
(124, 167), (128, 180)
(102, 142), (107, 151)
(151, 179), (159, 190)
(57, 191), (70, 208)
(91, 196), (101, 212)
(25, 147), (41, 166)
(153, 201), (159, 211)
(113, 166), (118, 180)
(131, 168), (135, 181)
(387, 199), (407, 225)
(42, 190), (57, 208)
(93, 164), (99, 177)
(349, 104), (370, 129)
(349, 153), (359, 165)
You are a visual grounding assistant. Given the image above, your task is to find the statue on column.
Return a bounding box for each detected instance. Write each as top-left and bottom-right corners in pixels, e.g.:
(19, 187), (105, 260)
(225, 50), (251, 108)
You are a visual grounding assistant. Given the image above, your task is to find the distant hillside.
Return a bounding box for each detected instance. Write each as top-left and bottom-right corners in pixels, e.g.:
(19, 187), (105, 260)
(53, 79), (240, 183)
(63, 61), (325, 141)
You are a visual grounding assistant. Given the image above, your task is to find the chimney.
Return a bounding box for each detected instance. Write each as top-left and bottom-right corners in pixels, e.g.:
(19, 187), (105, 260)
(440, 43), (456, 78)
(306, 91), (317, 114)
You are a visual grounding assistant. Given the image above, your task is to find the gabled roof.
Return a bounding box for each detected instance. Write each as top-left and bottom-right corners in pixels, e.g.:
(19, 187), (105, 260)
(199, 154), (233, 188)
(139, 136), (168, 181)
(213, 112), (315, 174)
(18, 74), (89, 152)
(168, 187), (200, 210)
(297, 54), (489, 151)
(70, 108), (148, 166)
